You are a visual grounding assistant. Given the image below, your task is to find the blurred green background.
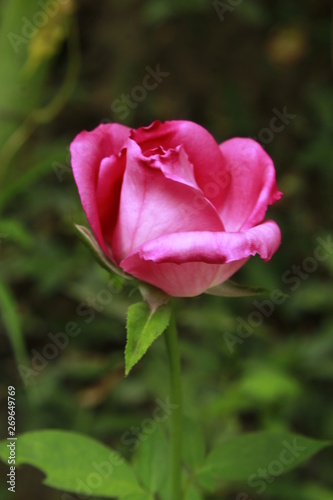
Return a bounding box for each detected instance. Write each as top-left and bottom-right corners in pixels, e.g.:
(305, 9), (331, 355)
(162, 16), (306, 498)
(0, 0), (333, 498)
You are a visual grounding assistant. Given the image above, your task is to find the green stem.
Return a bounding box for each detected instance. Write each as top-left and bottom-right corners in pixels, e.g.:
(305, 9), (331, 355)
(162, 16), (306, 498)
(165, 304), (183, 500)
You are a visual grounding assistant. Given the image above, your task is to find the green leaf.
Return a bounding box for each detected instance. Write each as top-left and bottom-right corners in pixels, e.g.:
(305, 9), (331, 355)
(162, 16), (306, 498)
(197, 432), (330, 485)
(205, 280), (271, 298)
(0, 219), (33, 248)
(0, 430), (145, 498)
(121, 495), (151, 500)
(125, 302), (171, 376)
(75, 225), (132, 280)
(182, 418), (205, 470)
(239, 366), (301, 404)
(133, 424), (168, 494)
(184, 485), (204, 500)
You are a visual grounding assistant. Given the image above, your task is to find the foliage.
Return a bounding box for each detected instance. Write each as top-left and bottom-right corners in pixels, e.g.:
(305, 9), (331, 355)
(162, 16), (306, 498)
(1, 0), (333, 498)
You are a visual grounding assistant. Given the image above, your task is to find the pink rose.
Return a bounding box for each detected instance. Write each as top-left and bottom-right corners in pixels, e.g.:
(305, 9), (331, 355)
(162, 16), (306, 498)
(70, 120), (282, 297)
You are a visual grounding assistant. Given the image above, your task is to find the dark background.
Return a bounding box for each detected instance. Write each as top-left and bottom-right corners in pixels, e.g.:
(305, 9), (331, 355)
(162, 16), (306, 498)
(0, 0), (333, 498)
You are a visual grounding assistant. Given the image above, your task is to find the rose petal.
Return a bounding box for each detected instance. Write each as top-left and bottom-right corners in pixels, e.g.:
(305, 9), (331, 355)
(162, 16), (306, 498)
(131, 120), (230, 211)
(142, 144), (199, 190)
(112, 139), (224, 262)
(123, 220), (281, 265)
(219, 138), (283, 231)
(96, 152), (126, 245)
(120, 259), (248, 297)
(119, 221), (281, 296)
(70, 124), (130, 255)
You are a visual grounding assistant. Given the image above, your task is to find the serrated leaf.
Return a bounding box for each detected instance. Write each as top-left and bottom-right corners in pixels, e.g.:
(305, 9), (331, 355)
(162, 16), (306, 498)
(125, 302), (171, 376)
(75, 225), (132, 280)
(133, 424), (168, 494)
(0, 430), (145, 498)
(205, 280), (270, 298)
(197, 432), (330, 485)
(182, 417), (205, 470)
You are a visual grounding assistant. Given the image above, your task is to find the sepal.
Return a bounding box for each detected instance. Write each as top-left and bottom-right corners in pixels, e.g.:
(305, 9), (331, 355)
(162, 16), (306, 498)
(75, 224), (132, 280)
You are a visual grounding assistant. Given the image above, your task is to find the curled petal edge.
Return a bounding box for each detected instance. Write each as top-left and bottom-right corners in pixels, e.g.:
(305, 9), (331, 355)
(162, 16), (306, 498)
(123, 220), (282, 266)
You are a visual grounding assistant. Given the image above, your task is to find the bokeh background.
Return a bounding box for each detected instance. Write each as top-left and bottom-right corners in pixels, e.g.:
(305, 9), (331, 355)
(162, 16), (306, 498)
(1, 0), (333, 498)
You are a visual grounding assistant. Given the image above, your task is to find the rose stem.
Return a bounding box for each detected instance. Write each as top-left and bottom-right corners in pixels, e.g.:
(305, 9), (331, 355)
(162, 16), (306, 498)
(165, 303), (183, 500)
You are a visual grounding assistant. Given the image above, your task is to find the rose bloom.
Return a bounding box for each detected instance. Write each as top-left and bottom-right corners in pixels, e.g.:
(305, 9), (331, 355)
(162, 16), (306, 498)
(70, 120), (282, 297)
